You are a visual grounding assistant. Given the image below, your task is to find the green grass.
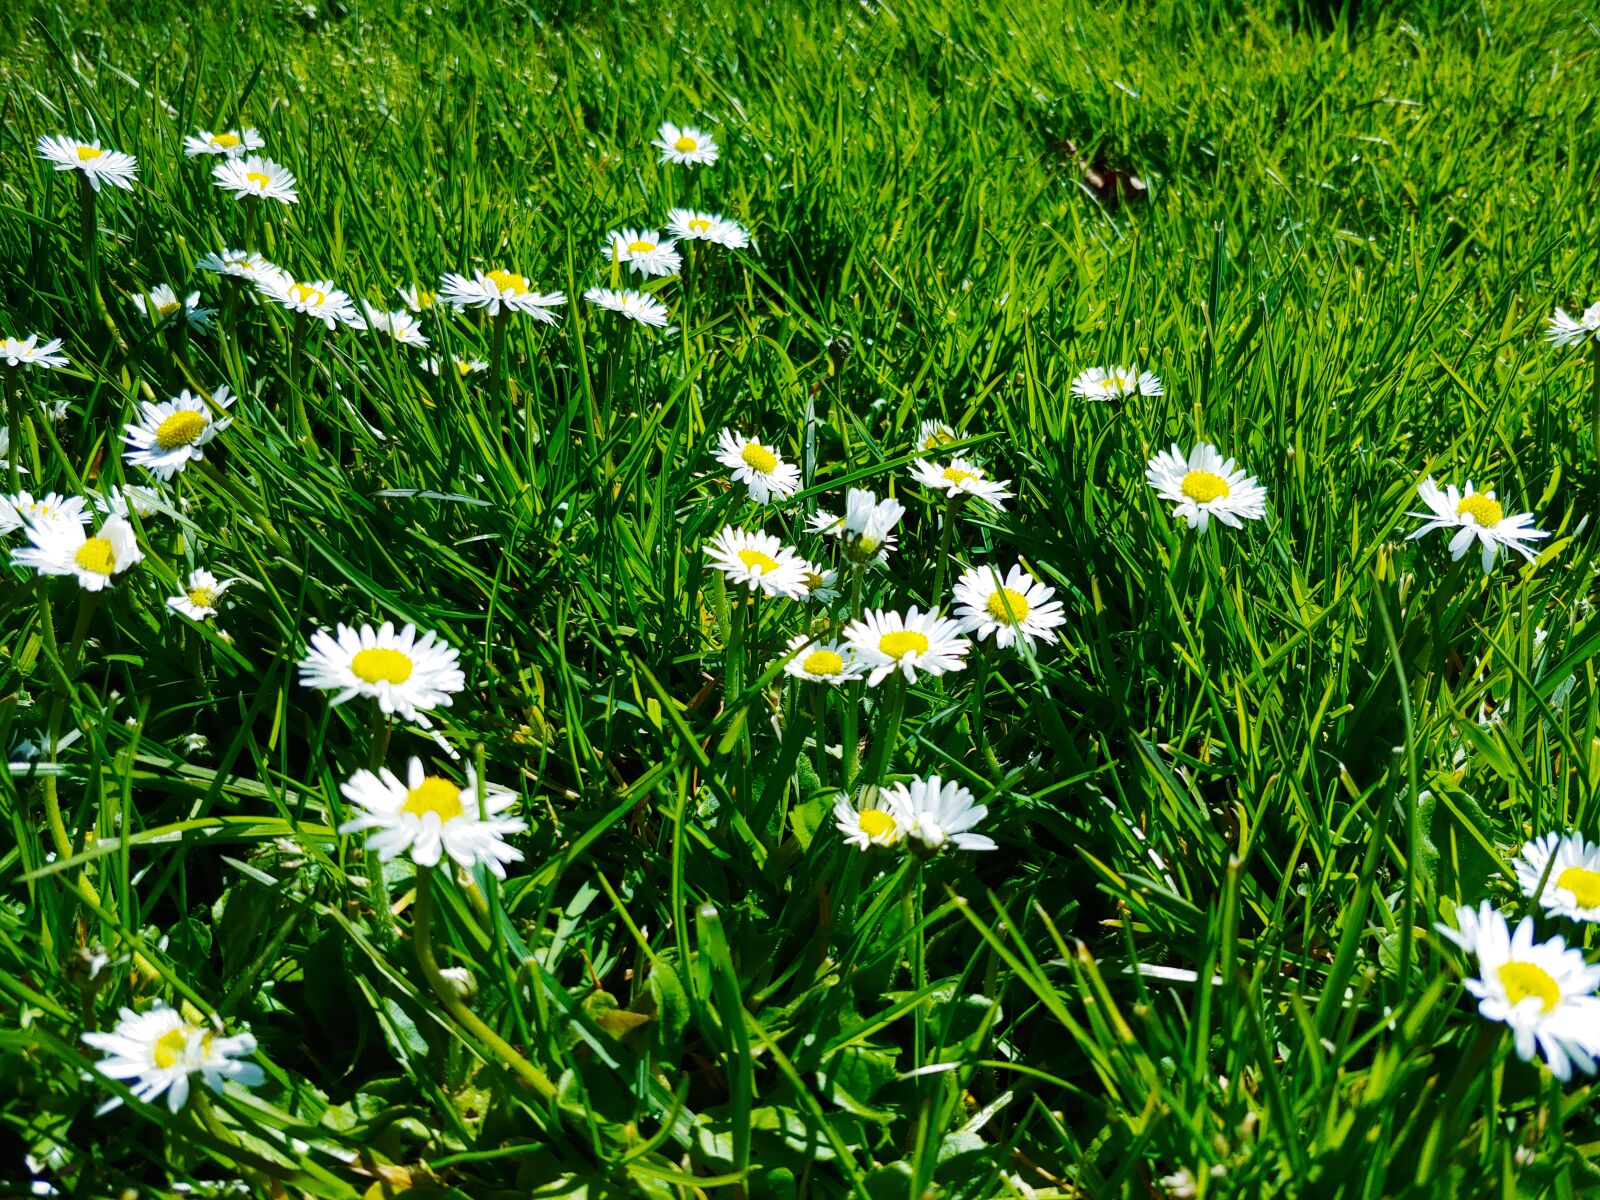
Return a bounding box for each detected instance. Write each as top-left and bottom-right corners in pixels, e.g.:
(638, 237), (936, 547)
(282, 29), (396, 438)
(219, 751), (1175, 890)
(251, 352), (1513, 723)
(4, 0), (1600, 1195)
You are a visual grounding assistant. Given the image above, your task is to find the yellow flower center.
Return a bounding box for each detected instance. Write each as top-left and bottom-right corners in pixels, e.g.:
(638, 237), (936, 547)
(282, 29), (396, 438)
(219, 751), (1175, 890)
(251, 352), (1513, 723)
(415, 290), (437, 308)
(1498, 960), (1561, 1013)
(942, 466), (978, 486)
(880, 630), (929, 659)
(627, 240), (656, 254)
(156, 299), (181, 317)
(858, 808), (898, 842)
(740, 442), (779, 473)
(985, 587), (1031, 623)
(187, 587), (217, 609)
(211, 133), (241, 148)
(924, 431), (956, 449)
(288, 283), (326, 307)
(402, 775), (464, 822)
(1557, 866), (1600, 910)
(76, 145), (103, 161)
(74, 537), (117, 576)
(674, 135), (698, 152)
(737, 548), (780, 574)
(1106, 376), (1127, 391)
(350, 647), (414, 685)
(802, 650), (845, 676)
(155, 410), (208, 450)
(245, 171), (271, 188)
(1457, 493), (1503, 528)
(486, 269), (529, 295)
(455, 358), (478, 377)
(152, 1027), (192, 1070)
(688, 218), (711, 232)
(1180, 471), (1230, 504)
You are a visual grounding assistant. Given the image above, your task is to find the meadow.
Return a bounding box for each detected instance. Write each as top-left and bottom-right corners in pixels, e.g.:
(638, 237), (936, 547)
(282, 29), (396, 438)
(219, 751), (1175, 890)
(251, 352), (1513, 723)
(4, 0), (1600, 1195)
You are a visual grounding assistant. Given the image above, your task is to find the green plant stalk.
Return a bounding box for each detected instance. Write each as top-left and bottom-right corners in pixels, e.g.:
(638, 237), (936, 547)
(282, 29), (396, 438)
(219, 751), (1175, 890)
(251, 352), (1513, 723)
(856, 674), (907, 790)
(929, 494), (961, 611)
(287, 313), (312, 442)
(1591, 347), (1600, 461)
(79, 176), (123, 348)
(413, 866), (557, 1101)
(6, 384), (21, 492)
(489, 308), (510, 428)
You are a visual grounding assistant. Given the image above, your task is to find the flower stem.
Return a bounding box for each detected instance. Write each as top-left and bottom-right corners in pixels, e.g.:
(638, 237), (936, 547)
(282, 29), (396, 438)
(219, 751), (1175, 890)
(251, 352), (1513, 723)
(856, 674), (907, 790)
(489, 308), (510, 417)
(929, 494), (960, 612)
(413, 867), (556, 1101)
(288, 313), (312, 443)
(1590, 347), (1600, 461)
(79, 177), (123, 349)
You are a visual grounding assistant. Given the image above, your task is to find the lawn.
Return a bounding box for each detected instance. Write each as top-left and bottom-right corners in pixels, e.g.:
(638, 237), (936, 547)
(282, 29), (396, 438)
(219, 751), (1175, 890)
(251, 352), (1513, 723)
(4, 0), (1600, 1196)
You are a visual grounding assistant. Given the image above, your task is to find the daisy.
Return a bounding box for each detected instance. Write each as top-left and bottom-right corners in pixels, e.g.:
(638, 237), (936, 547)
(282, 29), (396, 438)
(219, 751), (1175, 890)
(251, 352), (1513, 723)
(916, 420), (958, 452)
(703, 526), (809, 598)
(1515, 832), (1600, 922)
(583, 287), (670, 328)
(1, 334), (69, 369)
(1547, 303), (1600, 347)
(714, 429), (800, 504)
(36, 135), (138, 192)
(952, 563), (1067, 651)
(604, 228), (682, 278)
(2, 491), (89, 536)
(211, 155), (298, 205)
(666, 208), (750, 249)
(1071, 364), (1163, 401)
(0, 430), (23, 478)
(257, 275), (363, 329)
(909, 457), (1013, 509)
(11, 514), (141, 590)
(298, 620), (465, 726)
(197, 248), (287, 288)
(807, 509), (846, 538)
(398, 286), (437, 312)
(166, 568), (233, 620)
(834, 791), (907, 850)
(93, 485), (164, 521)
(122, 387), (234, 480)
(82, 1003), (262, 1114)
(1407, 478), (1549, 573)
(883, 775), (997, 852)
(361, 304), (429, 348)
(182, 128), (264, 158)
(841, 487), (905, 560)
(1437, 901), (1600, 1081)
(842, 608), (971, 686)
(1145, 443), (1267, 532)
(424, 355), (489, 378)
(131, 285), (214, 332)
(798, 563), (841, 603)
(781, 633), (863, 684)
(438, 269), (566, 322)
(653, 121), (720, 166)
(339, 757), (526, 877)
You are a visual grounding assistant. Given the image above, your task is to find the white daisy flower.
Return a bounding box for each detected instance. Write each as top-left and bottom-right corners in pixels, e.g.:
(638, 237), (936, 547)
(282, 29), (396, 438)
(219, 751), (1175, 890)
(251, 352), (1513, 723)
(841, 608), (972, 686)
(916, 420), (959, 452)
(339, 757), (526, 877)
(1071, 364), (1163, 401)
(1, 334), (69, 370)
(842, 487), (905, 560)
(834, 791), (906, 850)
(653, 121), (720, 166)
(40, 398), (71, 423)
(298, 620), (465, 726)
(122, 387), (234, 480)
(36, 135), (138, 192)
(952, 563), (1067, 651)
(132, 285), (214, 332)
(183, 128), (265, 158)
(0, 429), (23, 478)
(197, 248), (287, 288)
(1407, 478), (1549, 574)
(604, 228), (682, 278)
(1515, 832), (1600, 922)
(1547, 303), (1600, 347)
(1437, 900), (1600, 1081)
(2, 491), (89, 536)
(780, 633), (863, 684)
(398, 286), (438, 312)
(11, 514), (141, 590)
(1145, 443), (1267, 532)
(909, 457), (1013, 509)
(883, 775), (997, 852)
(361, 304), (429, 348)
(703, 526), (809, 598)
(93, 485), (164, 521)
(583, 287), (670, 328)
(211, 155), (298, 204)
(665, 208), (749, 249)
(714, 429), (800, 504)
(166, 568), (233, 620)
(424, 355), (489, 378)
(798, 563), (841, 603)
(438, 269), (566, 322)
(807, 509), (846, 537)
(82, 1003), (262, 1114)
(257, 275), (363, 329)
